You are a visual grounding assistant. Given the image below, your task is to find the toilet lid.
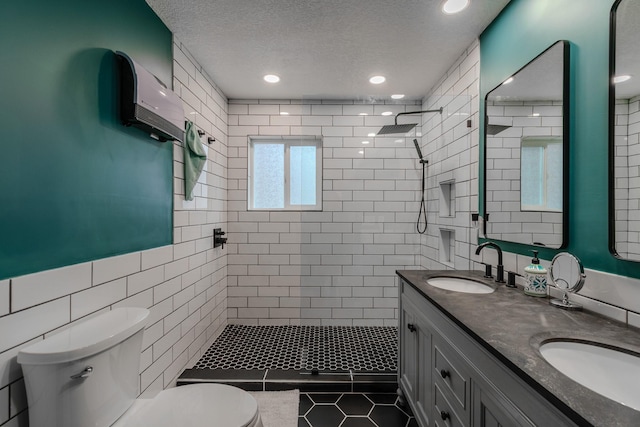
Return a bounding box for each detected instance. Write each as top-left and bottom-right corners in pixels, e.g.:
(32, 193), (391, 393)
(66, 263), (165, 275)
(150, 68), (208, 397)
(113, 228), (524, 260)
(117, 384), (259, 427)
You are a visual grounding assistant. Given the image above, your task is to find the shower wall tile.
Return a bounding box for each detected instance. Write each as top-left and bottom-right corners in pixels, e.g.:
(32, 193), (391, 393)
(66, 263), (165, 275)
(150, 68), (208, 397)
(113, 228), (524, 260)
(419, 40), (480, 272)
(228, 99), (422, 325)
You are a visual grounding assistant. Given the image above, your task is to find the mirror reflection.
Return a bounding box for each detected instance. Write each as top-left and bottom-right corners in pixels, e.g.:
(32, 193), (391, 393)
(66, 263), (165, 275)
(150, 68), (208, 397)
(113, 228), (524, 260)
(484, 40), (569, 248)
(611, 0), (640, 261)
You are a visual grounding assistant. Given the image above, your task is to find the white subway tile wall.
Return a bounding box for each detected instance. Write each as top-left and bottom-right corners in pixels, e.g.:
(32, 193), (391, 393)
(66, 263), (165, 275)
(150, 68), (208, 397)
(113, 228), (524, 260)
(418, 41), (480, 271)
(227, 99), (424, 326)
(0, 37), (229, 425)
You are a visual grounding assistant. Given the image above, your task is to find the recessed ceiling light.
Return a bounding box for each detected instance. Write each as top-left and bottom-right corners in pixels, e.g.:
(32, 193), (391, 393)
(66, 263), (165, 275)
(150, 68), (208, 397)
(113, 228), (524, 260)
(369, 75), (386, 85)
(381, 111), (393, 116)
(395, 139), (403, 143)
(362, 140), (370, 145)
(442, 0), (470, 15)
(263, 74), (280, 83)
(358, 150), (364, 154)
(531, 113), (540, 117)
(502, 77), (514, 85)
(391, 94), (405, 99)
(367, 133), (376, 137)
(280, 111), (289, 115)
(614, 75), (632, 84)
(359, 112), (369, 116)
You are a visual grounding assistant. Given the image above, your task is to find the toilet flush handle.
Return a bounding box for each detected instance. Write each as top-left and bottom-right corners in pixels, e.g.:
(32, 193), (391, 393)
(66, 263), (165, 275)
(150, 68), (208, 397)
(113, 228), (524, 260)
(70, 366), (93, 380)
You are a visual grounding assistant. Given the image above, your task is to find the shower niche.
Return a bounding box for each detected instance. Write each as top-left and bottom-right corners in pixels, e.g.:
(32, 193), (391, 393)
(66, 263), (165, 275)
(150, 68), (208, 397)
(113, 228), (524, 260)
(439, 180), (456, 218)
(437, 180), (456, 267)
(439, 228), (455, 267)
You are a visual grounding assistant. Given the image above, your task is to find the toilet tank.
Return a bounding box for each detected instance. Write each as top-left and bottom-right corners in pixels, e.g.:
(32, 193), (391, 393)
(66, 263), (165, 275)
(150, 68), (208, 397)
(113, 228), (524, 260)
(17, 307), (150, 427)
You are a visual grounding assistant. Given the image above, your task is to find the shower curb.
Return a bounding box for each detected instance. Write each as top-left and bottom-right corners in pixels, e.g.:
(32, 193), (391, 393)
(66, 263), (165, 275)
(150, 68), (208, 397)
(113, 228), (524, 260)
(177, 368), (397, 393)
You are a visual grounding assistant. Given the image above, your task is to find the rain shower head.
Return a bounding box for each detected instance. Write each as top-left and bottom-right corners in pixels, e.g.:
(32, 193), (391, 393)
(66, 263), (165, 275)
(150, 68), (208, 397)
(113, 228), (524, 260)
(376, 107), (443, 135)
(377, 123), (419, 135)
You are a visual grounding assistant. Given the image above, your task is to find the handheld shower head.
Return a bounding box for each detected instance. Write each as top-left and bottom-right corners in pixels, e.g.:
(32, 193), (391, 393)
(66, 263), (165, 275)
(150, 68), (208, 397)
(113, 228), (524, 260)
(413, 139), (424, 160)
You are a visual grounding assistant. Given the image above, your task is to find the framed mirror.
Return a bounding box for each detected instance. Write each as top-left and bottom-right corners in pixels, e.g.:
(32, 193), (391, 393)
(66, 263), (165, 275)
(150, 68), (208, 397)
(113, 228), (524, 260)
(610, 0), (640, 262)
(484, 40), (570, 248)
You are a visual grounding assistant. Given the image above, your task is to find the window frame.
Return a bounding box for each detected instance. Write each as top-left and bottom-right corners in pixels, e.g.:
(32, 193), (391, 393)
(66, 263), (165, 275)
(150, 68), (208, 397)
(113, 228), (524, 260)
(520, 136), (563, 212)
(248, 136), (323, 211)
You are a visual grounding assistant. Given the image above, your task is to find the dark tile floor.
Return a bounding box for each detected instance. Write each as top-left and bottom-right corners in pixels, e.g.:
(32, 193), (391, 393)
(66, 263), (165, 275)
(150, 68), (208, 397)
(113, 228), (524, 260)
(299, 392), (417, 427)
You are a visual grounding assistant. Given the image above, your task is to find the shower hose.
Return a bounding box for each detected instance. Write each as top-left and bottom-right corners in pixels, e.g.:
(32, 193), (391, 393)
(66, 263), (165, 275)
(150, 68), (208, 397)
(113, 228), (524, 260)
(417, 159), (428, 234)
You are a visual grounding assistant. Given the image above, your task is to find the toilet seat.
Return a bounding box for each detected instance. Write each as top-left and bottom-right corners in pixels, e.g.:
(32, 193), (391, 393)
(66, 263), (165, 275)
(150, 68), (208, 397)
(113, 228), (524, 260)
(113, 384), (262, 427)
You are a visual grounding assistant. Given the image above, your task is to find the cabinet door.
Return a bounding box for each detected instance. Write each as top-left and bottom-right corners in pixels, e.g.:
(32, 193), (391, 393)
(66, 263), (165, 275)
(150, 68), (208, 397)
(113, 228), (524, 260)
(415, 319), (432, 426)
(400, 300), (419, 402)
(473, 384), (535, 427)
(400, 294), (432, 427)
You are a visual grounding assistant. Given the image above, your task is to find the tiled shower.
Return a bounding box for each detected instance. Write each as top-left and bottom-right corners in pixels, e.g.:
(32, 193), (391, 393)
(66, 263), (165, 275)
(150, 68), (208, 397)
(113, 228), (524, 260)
(226, 99), (424, 326)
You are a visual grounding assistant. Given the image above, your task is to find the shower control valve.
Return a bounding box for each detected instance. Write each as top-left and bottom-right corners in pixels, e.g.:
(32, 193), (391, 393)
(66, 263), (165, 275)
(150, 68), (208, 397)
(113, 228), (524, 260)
(213, 228), (227, 249)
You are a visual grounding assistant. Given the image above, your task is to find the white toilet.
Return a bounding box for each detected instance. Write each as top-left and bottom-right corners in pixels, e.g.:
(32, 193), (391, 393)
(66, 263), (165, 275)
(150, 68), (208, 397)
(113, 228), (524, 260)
(17, 307), (263, 427)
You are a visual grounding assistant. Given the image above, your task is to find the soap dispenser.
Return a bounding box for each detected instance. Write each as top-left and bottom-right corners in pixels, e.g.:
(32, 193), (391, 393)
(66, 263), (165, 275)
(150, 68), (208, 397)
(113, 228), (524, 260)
(524, 250), (547, 297)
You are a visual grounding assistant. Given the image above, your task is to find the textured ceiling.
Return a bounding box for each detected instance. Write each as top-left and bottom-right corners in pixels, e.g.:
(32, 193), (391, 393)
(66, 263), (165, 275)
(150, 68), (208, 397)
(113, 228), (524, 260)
(146, 0), (511, 100)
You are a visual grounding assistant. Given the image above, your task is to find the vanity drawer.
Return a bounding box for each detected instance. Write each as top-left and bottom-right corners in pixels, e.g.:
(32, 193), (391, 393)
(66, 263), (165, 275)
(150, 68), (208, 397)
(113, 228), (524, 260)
(434, 383), (468, 427)
(433, 336), (470, 416)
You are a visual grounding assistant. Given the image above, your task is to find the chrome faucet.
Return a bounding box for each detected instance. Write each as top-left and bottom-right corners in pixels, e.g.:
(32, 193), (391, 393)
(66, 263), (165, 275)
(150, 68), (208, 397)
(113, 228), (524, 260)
(475, 242), (505, 283)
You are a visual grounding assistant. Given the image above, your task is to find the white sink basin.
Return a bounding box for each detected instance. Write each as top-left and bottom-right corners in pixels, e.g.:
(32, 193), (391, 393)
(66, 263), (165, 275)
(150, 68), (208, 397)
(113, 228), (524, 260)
(539, 341), (640, 411)
(426, 277), (494, 294)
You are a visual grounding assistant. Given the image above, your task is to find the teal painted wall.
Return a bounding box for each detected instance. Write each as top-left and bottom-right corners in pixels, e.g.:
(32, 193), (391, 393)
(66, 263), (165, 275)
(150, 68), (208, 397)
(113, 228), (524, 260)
(0, 0), (173, 280)
(480, 0), (640, 278)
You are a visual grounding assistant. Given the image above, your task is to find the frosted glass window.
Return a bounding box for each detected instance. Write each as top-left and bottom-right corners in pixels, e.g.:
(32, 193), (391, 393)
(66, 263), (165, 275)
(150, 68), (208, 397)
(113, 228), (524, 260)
(253, 144), (284, 209)
(249, 138), (322, 210)
(521, 137), (562, 211)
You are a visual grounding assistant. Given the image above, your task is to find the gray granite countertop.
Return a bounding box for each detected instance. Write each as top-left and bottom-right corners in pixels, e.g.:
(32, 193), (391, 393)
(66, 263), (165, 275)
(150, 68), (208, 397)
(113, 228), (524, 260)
(396, 269), (640, 427)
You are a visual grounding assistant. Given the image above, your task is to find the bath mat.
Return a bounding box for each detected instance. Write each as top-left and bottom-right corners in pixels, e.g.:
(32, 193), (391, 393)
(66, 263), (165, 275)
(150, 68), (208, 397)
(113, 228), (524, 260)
(249, 389), (299, 427)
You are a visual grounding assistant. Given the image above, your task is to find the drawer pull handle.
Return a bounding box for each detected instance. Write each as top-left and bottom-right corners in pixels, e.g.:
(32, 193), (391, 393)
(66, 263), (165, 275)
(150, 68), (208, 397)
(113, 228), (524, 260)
(407, 323), (416, 332)
(440, 369), (451, 379)
(440, 410), (450, 421)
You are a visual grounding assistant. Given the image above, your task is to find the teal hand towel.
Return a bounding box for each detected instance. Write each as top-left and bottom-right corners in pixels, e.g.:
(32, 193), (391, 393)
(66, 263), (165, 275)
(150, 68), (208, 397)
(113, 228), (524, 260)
(184, 121), (207, 200)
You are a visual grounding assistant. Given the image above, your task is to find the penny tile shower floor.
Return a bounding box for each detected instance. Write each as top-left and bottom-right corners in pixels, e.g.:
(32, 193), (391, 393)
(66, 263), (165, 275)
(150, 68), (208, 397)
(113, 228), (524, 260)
(194, 325), (398, 371)
(180, 325), (413, 425)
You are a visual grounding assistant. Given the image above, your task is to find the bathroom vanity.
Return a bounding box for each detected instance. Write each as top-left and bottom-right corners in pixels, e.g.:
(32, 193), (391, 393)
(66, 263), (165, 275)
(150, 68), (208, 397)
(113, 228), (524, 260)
(396, 270), (640, 427)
